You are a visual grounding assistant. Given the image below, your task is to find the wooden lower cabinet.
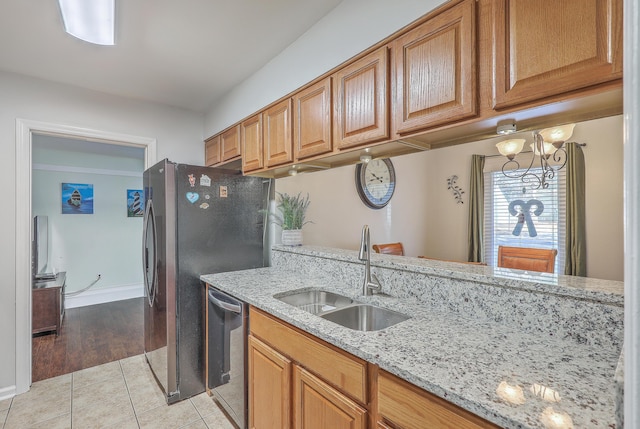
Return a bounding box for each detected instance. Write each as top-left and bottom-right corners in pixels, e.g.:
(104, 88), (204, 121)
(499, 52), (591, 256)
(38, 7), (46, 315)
(293, 366), (367, 429)
(248, 335), (291, 429)
(248, 331), (366, 429)
(377, 370), (500, 429)
(249, 307), (500, 429)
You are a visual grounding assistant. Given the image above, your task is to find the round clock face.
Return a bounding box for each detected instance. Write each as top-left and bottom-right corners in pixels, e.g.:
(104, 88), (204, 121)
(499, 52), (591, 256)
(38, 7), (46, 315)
(355, 158), (396, 209)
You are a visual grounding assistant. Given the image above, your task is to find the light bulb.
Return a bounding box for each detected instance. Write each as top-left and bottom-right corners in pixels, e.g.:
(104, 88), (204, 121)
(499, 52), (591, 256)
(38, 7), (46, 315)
(530, 141), (557, 158)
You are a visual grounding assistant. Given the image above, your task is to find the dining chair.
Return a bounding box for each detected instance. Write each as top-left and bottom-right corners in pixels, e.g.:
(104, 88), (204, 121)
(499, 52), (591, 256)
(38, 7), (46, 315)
(372, 242), (404, 256)
(497, 246), (558, 273)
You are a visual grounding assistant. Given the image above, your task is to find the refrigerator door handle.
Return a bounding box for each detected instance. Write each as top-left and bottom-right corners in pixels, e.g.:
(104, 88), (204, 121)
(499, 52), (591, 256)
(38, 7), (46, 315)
(143, 200), (158, 307)
(208, 290), (241, 314)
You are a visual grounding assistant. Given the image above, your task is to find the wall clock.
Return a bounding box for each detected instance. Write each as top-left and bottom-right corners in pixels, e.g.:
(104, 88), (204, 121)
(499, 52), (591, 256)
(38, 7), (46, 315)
(355, 158), (396, 209)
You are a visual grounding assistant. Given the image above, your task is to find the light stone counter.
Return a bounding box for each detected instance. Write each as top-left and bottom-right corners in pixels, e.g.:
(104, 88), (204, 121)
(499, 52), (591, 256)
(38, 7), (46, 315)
(201, 246), (624, 429)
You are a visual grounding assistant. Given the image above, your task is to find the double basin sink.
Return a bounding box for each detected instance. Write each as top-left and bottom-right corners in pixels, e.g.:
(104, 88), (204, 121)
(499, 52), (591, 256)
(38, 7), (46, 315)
(275, 289), (410, 331)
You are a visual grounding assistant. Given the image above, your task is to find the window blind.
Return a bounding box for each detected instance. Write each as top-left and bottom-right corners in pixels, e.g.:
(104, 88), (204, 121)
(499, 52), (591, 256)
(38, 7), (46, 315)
(483, 167), (566, 274)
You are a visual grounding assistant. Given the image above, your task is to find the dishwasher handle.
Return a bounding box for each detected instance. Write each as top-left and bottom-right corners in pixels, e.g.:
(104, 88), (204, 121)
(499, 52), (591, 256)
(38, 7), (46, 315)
(208, 289), (242, 314)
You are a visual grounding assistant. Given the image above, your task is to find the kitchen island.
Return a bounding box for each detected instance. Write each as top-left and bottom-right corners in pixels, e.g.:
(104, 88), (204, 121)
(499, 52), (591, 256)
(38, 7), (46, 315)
(201, 246), (623, 428)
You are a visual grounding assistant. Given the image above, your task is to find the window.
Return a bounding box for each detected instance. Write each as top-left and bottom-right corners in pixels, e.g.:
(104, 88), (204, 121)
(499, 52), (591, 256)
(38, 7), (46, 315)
(483, 167), (565, 274)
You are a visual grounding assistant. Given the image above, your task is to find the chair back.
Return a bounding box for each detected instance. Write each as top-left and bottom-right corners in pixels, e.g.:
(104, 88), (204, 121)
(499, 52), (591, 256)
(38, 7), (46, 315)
(372, 242), (404, 256)
(497, 246), (558, 273)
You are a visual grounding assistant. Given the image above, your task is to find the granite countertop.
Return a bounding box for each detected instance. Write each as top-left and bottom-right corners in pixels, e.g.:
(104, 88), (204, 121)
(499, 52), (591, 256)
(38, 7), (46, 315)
(201, 265), (621, 429)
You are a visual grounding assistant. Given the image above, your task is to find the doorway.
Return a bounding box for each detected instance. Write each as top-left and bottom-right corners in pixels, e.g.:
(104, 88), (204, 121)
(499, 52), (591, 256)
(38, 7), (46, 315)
(15, 119), (157, 393)
(30, 133), (148, 381)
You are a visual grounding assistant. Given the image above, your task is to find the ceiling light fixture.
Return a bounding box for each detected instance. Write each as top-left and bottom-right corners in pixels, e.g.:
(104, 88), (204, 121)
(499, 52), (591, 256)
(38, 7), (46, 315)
(58, 0), (115, 46)
(496, 122), (517, 135)
(495, 124), (578, 190)
(359, 148), (372, 163)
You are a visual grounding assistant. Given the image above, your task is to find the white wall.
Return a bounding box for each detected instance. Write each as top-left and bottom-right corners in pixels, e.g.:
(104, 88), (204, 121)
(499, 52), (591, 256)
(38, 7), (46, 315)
(32, 141), (145, 299)
(276, 115), (624, 281)
(0, 70), (204, 392)
(204, 0), (445, 136)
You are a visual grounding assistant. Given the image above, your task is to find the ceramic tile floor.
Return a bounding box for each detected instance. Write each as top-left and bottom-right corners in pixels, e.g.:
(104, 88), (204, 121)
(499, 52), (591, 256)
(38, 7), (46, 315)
(0, 354), (236, 429)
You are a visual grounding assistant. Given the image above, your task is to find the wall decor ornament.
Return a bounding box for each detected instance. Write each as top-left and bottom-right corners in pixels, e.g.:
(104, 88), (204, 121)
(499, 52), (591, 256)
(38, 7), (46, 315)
(508, 199), (544, 237)
(127, 189), (144, 217)
(61, 183), (94, 214)
(447, 175), (465, 204)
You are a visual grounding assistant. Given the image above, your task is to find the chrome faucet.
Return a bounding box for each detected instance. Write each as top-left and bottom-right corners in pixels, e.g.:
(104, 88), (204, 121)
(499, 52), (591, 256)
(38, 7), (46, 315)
(359, 225), (382, 296)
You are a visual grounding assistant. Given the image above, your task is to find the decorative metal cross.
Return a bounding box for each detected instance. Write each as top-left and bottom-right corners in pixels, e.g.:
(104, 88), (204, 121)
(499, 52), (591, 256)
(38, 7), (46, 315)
(508, 199), (544, 237)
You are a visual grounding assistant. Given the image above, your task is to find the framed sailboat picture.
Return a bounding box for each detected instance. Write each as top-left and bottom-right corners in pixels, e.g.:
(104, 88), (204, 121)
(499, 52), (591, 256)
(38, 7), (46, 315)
(127, 189), (144, 217)
(61, 183), (94, 214)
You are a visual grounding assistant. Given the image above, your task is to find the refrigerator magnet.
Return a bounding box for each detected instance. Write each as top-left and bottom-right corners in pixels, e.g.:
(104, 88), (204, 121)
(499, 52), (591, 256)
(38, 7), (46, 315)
(186, 192), (199, 203)
(199, 202), (210, 209)
(188, 174), (196, 187)
(200, 174), (211, 186)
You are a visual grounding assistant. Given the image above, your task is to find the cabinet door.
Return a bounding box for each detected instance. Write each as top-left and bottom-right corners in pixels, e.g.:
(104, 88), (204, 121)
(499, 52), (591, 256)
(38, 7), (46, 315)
(293, 366), (366, 429)
(293, 77), (333, 160)
(377, 370), (499, 429)
(242, 114), (264, 172)
(205, 135), (222, 166)
(248, 335), (292, 429)
(221, 125), (242, 162)
(393, 0), (476, 135)
(493, 0), (623, 109)
(264, 99), (294, 168)
(334, 47), (390, 150)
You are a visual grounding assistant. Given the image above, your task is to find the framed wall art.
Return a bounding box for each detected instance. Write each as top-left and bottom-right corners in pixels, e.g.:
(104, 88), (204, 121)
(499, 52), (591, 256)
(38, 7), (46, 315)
(61, 183), (94, 214)
(127, 189), (144, 217)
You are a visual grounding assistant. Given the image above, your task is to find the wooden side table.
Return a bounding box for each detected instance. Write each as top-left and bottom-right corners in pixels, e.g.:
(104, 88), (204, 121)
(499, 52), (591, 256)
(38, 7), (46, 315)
(32, 272), (66, 336)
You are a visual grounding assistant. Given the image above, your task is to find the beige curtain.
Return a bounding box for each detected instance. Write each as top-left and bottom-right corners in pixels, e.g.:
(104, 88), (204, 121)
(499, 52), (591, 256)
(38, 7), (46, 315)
(565, 143), (586, 276)
(467, 155), (485, 262)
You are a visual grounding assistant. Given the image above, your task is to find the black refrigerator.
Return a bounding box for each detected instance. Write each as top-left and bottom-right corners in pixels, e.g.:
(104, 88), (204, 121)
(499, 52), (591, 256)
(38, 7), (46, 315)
(142, 159), (273, 404)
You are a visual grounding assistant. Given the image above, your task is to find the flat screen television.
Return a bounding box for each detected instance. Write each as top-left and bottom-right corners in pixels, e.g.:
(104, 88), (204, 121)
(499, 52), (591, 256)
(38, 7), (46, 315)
(33, 215), (55, 279)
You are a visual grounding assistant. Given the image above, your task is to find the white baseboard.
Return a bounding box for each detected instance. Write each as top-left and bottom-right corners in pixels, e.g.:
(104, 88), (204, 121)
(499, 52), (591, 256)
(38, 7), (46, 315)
(65, 283), (144, 309)
(0, 385), (16, 401)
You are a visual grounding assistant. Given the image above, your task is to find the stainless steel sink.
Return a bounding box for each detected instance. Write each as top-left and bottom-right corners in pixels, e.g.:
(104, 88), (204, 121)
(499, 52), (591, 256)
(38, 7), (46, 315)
(320, 304), (410, 331)
(275, 289), (355, 315)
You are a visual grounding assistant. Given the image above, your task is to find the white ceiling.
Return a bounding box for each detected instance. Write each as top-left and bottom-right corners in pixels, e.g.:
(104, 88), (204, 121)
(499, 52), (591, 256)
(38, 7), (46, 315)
(0, 0), (343, 113)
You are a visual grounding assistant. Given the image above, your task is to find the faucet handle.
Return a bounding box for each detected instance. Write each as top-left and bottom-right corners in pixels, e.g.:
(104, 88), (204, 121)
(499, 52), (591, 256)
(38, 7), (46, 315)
(368, 274), (382, 293)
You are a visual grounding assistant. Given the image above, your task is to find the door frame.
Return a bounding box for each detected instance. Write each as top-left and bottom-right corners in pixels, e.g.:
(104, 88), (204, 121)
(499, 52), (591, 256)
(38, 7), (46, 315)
(15, 118), (157, 394)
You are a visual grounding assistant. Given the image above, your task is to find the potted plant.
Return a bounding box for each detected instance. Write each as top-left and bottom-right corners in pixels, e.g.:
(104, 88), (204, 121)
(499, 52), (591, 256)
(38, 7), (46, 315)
(266, 192), (312, 246)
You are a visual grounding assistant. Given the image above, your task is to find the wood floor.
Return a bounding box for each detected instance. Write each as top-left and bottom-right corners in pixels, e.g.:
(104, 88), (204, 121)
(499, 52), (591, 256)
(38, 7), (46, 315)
(32, 297), (144, 382)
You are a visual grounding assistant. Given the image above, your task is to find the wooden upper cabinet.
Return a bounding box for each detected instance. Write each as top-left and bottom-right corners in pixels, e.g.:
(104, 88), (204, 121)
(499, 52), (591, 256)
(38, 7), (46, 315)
(221, 125), (242, 162)
(204, 135), (221, 166)
(333, 47), (390, 150)
(393, 0), (476, 136)
(293, 77), (333, 160)
(264, 99), (294, 168)
(242, 114), (264, 173)
(492, 0), (623, 109)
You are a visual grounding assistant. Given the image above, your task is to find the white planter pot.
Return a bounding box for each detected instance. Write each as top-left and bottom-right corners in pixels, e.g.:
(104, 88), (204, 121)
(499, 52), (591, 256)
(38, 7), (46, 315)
(281, 229), (303, 246)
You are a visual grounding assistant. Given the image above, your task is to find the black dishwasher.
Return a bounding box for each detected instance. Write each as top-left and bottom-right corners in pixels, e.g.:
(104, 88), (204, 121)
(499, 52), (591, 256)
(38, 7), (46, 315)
(207, 287), (248, 429)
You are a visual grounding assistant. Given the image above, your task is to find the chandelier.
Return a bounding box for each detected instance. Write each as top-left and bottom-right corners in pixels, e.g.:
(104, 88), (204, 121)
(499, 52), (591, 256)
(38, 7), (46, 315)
(495, 124), (576, 190)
